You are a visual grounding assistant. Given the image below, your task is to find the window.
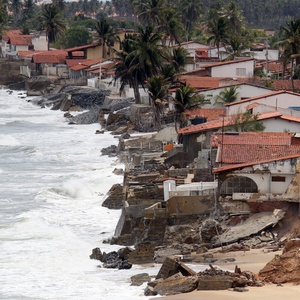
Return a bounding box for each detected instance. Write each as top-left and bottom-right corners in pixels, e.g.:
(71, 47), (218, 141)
(272, 176), (286, 182)
(236, 68), (246, 76)
(220, 176), (258, 195)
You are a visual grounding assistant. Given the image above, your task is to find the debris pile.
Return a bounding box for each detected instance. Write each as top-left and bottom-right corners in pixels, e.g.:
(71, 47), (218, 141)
(259, 239), (300, 284)
(144, 256), (263, 297)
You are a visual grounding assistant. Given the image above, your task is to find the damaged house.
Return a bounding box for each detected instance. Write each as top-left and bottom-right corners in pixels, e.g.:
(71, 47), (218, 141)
(211, 132), (300, 215)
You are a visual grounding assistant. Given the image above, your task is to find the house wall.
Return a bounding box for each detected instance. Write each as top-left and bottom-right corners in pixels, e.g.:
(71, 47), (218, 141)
(200, 84), (274, 108)
(86, 46), (102, 59)
(261, 118), (300, 133)
(211, 60), (254, 78)
(224, 159), (296, 198)
(167, 195), (214, 215)
(227, 93), (300, 115)
(31, 34), (48, 51)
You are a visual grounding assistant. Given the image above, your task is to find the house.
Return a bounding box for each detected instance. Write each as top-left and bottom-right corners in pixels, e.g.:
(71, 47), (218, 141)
(225, 90), (300, 115)
(1, 30), (48, 58)
(31, 50), (68, 77)
(212, 132), (300, 213)
(181, 58), (254, 80)
(178, 110), (300, 162)
(197, 83), (275, 108)
(178, 76), (240, 91)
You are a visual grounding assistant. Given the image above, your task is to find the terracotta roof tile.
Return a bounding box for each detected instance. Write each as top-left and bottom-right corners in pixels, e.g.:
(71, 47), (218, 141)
(9, 35), (32, 46)
(179, 76), (239, 89)
(210, 132), (300, 166)
(178, 111), (282, 135)
(272, 80), (300, 91)
(184, 108), (226, 121)
(32, 50), (67, 64)
(200, 58), (254, 68)
(213, 153), (300, 173)
(65, 58), (103, 67)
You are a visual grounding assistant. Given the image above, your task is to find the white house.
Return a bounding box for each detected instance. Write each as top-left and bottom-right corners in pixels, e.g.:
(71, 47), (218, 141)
(199, 83), (275, 108)
(225, 90), (300, 115)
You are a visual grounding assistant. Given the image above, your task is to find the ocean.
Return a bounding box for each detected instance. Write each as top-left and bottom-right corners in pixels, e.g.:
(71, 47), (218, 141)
(0, 88), (161, 300)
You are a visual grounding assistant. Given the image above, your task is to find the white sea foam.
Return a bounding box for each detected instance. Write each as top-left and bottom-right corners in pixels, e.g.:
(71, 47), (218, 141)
(0, 89), (155, 300)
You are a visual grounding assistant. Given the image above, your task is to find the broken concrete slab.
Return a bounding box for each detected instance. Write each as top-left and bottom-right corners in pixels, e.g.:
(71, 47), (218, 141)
(212, 210), (285, 247)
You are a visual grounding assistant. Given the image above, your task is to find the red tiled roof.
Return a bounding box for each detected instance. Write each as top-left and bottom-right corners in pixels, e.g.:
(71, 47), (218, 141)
(65, 43), (100, 52)
(65, 58), (103, 67)
(200, 58), (254, 68)
(213, 153), (300, 173)
(2, 30), (21, 41)
(211, 132), (294, 147)
(184, 108), (226, 121)
(272, 80), (300, 91)
(9, 35), (32, 46)
(179, 76), (239, 89)
(32, 50), (67, 64)
(70, 64), (88, 71)
(211, 132), (300, 166)
(178, 111), (282, 135)
(246, 102), (260, 110)
(18, 50), (36, 59)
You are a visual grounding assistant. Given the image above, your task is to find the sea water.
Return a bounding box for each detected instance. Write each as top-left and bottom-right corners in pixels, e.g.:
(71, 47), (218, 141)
(0, 88), (161, 300)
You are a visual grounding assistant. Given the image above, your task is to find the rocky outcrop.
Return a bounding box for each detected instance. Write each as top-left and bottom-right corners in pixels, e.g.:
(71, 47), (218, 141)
(102, 184), (125, 209)
(259, 239), (300, 283)
(89, 247), (133, 270)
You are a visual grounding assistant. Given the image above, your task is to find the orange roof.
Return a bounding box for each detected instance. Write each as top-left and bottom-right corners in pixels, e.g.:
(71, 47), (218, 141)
(2, 30), (21, 40)
(65, 43), (100, 52)
(70, 64), (89, 71)
(178, 111), (282, 135)
(200, 58), (254, 69)
(211, 132), (300, 166)
(211, 132), (294, 147)
(65, 58), (103, 67)
(213, 153), (300, 173)
(184, 108), (226, 121)
(9, 35), (32, 46)
(179, 76), (239, 89)
(272, 80), (300, 91)
(32, 50), (67, 64)
(18, 50), (36, 59)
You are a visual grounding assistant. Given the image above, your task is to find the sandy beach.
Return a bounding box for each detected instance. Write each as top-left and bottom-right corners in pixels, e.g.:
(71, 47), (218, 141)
(151, 247), (300, 299)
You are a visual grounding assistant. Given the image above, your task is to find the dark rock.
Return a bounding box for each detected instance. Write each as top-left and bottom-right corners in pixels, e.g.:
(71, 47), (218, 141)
(152, 274), (199, 296)
(90, 247), (103, 261)
(102, 183), (124, 209)
(101, 145), (117, 157)
(131, 273), (151, 286)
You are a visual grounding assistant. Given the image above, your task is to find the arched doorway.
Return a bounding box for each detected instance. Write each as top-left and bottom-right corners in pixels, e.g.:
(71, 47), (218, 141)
(220, 176), (258, 195)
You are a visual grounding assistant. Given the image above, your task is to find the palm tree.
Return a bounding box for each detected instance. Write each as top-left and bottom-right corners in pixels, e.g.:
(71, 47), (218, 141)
(207, 16), (229, 59)
(159, 7), (183, 45)
(95, 17), (116, 59)
(112, 33), (144, 103)
(129, 25), (168, 80)
(214, 86), (239, 105)
(173, 84), (204, 129)
(0, 0), (8, 34)
(10, 0), (23, 25)
(170, 46), (188, 74)
(220, 1), (244, 35)
(134, 0), (166, 27)
(179, 0), (202, 41)
(148, 75), (170, 130)
(222, 36), (251, 60)
(276, 19), (300, 89)
(41, 4), (66, 48)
